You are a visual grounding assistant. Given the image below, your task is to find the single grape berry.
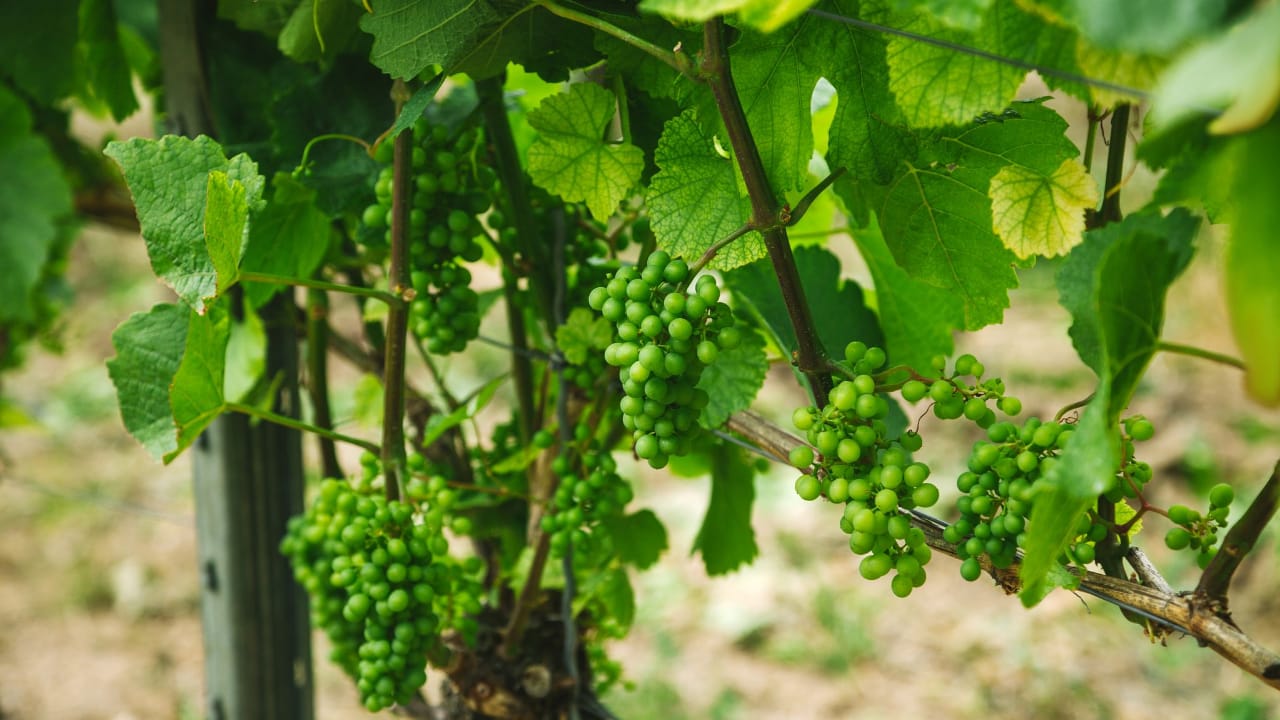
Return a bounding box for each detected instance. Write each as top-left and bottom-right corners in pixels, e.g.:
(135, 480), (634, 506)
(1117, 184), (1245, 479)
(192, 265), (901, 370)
(1208, 483), (1234, 509)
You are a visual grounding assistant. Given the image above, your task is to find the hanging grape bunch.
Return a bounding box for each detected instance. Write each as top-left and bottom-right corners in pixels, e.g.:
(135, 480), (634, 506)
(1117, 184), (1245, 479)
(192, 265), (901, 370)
(535, 414), (636, 559)
(361, 118), (490, 354)
(589, 250), (742, 469)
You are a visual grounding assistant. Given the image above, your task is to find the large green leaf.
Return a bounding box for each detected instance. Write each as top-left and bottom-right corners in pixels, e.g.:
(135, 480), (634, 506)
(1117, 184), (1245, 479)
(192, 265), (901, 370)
(78, 0), (140, 120)
(729, 21), (822, 192)
(874, 1), (1031, 127)
(107, 302), (230, 462)
(851, 220), (962, 372)
(277, 0), (365, 63)
(0, 0), (78, 103)
(1019, 386), (1116, 606)
(1056, 209), (1197, 418)
(1150, 1), (1280, 135)
(241, 173), (332, 309)
(692, 442), (759, 575)
(361, 0), (504, 78)
(527, 84), (644, 221)
(725, 245), (882, 361)
(696, 324), (768, 429)
(105, 136), (265, 313)
(647, 111), (763, 270)
(601, 509), (669, 570)
(802, 0), (915, 188)
(1221, 119), (1280, 405)
(639, 0), (822, 32)
(0, 88), (75, 324)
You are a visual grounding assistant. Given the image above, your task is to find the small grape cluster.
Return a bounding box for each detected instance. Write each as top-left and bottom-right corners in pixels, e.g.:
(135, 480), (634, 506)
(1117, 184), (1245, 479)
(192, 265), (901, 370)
(790, 342), (942, 598)
(1164, 483), (1234, 568)
(897, 353), (1021, 426)
(361, 118), (489, 354)
(280, 478), (441, 712)
(535, 418), (635, 559)
(589, 250), (742, 468)
(945, 417), (1116, 581)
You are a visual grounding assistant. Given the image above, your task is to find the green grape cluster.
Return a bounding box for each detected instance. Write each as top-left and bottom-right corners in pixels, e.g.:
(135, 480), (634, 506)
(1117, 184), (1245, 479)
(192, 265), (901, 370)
(1164, 482), (1235, 568)
(945, 418), (1113, 581)
(280, 479), (441, 712)
(789, 342), (942, 598)
(589, 250), (742, 468)
(897, 352), (1021, 427)
(534, 419), (635, 559)
(361, 118), (489, 354)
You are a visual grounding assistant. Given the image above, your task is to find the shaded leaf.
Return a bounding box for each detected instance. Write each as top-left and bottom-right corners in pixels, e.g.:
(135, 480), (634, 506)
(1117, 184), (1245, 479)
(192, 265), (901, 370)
(556, 307), (613, 366)
(241, 173), (333, 308)
(697, 324), (768, 429)
(601, 509), (669, 569)
(692, 442), (759, 575)
(361, 0), (504, 79)
(78, 0), (139, 120)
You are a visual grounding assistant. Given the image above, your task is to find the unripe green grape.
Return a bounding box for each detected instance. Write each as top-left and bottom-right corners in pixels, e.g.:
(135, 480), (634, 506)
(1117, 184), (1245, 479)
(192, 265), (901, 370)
(837, 438), (861, 463)
(792, 407), (814, 430)
(953, 354), (976, 376)
(1209, 483), (1234, 508)
(960, 556), (982, 581)
(795, 474), (822, 501)
(963, 397), (987, 421)
(900, 430), (923, 452)
(929, 380), (954, 402)
(998, 396), (1022, 416)
(831, 382), (858, 411)
(911, 483), (939, 508)
(1168, 504), (1199, 526)
(890, 573), (914, 598)
(844, 341), (867, 363)
(901, 380), (927, 402)
(1072, 543), (1096, 565)
(827, 477), (850, 504)
(816, 430), (840, 456)
(1165, 527), (1192, 550)
(1127, 417), (1155, 442)
(875, 489), (899, 512)
(860, 553), (893, 580)
(789, 445), (815, 468)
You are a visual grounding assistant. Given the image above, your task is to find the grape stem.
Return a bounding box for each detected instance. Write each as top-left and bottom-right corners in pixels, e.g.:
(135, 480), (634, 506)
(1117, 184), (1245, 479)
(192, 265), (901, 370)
(725, 409), (1280, 691)
(225, 402), (379, 454)
(689, 222), (752, 276)
(297, 132), (370, 172)
(1156, 341), (1246, 370)
(701, 17), (831, 406)
(239, 271), (403, 307)
(1196, 461), (1280, 603)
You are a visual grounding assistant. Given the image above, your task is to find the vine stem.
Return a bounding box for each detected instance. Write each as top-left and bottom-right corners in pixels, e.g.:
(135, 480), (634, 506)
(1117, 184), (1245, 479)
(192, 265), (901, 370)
(297, 132), (370, 171)
(305, 288), (343, 478)
(1098, 103), (1130, 225)
(701, 17), (831, 406)
(239, 270), (402, 306)
(724, 409), (1280, 691)
(534, 0), (693, 78)
(1156, 341), (1246, 370)
(225, 402), (379, 454)
(380, 79), (414, 502)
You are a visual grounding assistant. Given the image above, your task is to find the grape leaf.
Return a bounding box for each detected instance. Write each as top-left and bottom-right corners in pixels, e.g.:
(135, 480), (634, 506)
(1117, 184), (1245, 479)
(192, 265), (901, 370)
(556, 307), (613, 366)
(802, 0), (915, 187)
(875, 1), (1030, 127)
(887, 0), (991, 30)
(241, 173), (333, 309)
(724, 245), (882, 362)
(0, 88), (74, 324)
(639, 0), (822, 31)
(450, 6), (600, 81)
(601, 509), (669, 570)
(0, 0), (78, 104)
(78, 0), (140, 121)
(277, 0), (364, 63)
(1069, 0), (1224, 56)
(361, 0), (504, 79)
(1150, 1), (1280, 135)
(989, 158), (1097, 259)
(1221, 119), (1280, 405)
(107, 302), (230, 463)
(1056, 208), (1197, 418)
(527, 84), (644, 221)
(420, 375), (507, 447)
(850, 219), (962, 372)
(1073, 39), (1163, 109)
(697, 324), (768, 429)
(693, 442), (759, 575)
(1020, 383), (1117, 606)
(105, 136), (265, 313)
(729, 22), (822, 192)
(647, 111), (763, 270)
(573, 567), (636, 629)
(204, 172), (248, 299)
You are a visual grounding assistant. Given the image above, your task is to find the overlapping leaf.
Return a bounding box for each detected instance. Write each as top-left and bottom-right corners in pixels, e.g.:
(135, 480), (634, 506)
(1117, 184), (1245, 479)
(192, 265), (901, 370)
(105, 136), (265, 313)
(696, 325), (768, 429)
(647, 111), (763, 270)
(527, 84), (644, 221)
(241, 173), (332, 308)
(990, 158), (1097, 259)
(361, 0), (503, 78)
(693, 443), (759, 574)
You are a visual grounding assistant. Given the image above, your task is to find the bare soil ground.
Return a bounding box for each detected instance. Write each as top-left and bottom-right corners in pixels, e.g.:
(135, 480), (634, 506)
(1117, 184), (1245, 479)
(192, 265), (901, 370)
(2, 195), (1279, 720)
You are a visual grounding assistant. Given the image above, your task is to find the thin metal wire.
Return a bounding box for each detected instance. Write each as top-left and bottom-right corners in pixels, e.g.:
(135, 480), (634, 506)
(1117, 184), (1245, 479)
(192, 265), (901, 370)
(804, 8), (1153, 102)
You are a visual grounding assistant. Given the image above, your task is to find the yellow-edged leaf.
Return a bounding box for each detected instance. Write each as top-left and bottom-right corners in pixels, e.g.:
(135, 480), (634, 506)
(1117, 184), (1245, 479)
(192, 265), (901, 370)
(990, 158), (1098, 259)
